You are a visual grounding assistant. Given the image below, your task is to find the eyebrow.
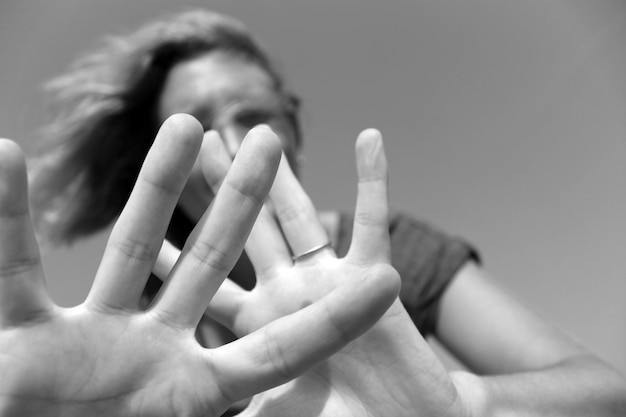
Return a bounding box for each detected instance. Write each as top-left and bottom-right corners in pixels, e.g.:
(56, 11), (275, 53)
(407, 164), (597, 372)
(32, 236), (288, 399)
(177, 88), (290, 132)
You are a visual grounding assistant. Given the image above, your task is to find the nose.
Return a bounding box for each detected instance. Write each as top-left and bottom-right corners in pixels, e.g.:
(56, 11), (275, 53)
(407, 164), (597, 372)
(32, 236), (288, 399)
(218, 124), (246, 159)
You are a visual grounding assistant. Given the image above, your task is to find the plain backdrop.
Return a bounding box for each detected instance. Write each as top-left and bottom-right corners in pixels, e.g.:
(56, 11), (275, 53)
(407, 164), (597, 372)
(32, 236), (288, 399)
(1, 0), (625, 374)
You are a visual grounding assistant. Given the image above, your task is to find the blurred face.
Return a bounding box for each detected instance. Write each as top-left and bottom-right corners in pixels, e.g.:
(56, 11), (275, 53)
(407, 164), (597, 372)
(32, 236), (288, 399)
(157, 50), (299, 222)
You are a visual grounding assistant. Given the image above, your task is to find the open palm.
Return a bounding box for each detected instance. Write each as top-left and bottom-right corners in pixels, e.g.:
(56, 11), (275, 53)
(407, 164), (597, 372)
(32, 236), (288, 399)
(0, 116), (397, 417)
(160, 128), (470, 417)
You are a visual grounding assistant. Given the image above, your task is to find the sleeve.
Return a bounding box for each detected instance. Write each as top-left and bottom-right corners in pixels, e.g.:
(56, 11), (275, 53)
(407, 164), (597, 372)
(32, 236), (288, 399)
(334, 209), (480, 337)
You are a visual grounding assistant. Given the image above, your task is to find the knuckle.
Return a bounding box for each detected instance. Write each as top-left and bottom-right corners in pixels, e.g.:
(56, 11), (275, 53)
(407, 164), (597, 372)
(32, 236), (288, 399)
(275, 202), (312, 225)
(0, 257), (39, 279)
(111, 238), (159, 263)
(324, 300), (353, 343)
(141, 174), (180, 199)
(226, 180), (264, 207)
(188, 240), (237, 276)
(353, 210), (385, 228)
(261, 324), (296, 381)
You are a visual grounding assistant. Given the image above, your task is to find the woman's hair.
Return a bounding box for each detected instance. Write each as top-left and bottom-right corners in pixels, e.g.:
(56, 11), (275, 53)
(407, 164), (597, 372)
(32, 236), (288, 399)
(29, 9), (301, 246)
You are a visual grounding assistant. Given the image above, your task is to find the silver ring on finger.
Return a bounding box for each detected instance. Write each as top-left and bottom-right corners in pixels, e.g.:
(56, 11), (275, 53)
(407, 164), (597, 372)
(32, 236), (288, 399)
(291, 242), (332, 262)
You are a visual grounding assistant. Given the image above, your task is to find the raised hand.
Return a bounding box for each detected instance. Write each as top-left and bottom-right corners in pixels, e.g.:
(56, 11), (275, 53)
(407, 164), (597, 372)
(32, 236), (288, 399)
(0, 115), (397, 417)
(156, 126), (472, 416)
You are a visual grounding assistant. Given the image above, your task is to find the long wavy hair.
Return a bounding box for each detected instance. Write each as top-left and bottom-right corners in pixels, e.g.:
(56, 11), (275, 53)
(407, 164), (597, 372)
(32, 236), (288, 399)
(29, 9), (301, 246)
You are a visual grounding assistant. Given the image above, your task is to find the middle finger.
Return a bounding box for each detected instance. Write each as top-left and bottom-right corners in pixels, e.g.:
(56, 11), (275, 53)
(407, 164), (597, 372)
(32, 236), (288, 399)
(152, 126), (282, 328)
(200, 130), (291, 275)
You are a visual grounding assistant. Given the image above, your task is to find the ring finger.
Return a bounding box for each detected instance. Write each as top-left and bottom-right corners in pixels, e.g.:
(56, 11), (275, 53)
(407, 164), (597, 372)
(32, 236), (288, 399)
(268, 150), (332, 260)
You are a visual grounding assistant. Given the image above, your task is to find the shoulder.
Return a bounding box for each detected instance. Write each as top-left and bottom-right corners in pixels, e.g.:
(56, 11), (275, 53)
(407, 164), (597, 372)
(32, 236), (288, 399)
(383, 208), (480, 277)
(383, 209), (481, 335)
(388, 209), (465, 242)
(323, 208), (481, 336)
(389, 209), (479, 258)
(326, 207), (480, 266)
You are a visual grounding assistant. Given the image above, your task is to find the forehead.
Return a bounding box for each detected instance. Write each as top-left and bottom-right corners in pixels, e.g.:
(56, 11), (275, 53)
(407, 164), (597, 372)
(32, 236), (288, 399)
(157, 50), (276, 121)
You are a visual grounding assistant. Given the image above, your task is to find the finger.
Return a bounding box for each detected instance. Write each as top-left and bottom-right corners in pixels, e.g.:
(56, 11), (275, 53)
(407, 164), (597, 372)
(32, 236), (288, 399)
(210, 263), (401, 402)
(203, 278), (247, 331)
(200, 130), (290, 275)
(152, 125), (281, 328)
(268, 148), (330, 259)
(153, 239), (180, 281)
(0, 139), (53, 326)
(153, 239), (246, 330)
(88, 114), (203, 310)
(347, 129), (391, 263)
(245, 205), (291, 275)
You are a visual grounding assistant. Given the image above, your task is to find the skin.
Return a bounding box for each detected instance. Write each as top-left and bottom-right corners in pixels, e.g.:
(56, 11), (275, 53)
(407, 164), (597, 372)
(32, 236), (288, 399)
(0, 116), (399, 416)
(156, 50), (626, 415)
(157, 50), (299, 225)
(156, 127), (471, 416)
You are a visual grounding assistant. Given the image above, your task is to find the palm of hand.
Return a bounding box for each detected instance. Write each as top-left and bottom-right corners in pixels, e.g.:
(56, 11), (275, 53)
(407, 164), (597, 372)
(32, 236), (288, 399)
(0, 121), (398, 417)
(209, 248), (418, 417)
(0, 119), (266, 417)
(239, 277), (440, 417)
(232, 256), (381, 334)
(195, 129), (463, 417)
(0, 308), (223, 416)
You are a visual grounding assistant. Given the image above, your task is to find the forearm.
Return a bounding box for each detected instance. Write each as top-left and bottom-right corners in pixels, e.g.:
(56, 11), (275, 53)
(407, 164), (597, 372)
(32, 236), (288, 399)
(453, 355), (626, 417)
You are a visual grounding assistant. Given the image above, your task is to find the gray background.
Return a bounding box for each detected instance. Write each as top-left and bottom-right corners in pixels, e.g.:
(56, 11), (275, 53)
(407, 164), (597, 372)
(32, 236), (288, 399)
(1, 0), (625, 373)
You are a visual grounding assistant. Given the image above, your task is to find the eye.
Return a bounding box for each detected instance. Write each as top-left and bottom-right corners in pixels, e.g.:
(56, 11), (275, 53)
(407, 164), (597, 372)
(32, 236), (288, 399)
(234, 109), (278, 129)
(190, 114), (213, 133)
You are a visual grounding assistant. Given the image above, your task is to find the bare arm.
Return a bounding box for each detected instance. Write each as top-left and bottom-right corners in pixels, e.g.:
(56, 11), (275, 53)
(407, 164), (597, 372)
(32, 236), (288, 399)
(437, 262), (626, 416)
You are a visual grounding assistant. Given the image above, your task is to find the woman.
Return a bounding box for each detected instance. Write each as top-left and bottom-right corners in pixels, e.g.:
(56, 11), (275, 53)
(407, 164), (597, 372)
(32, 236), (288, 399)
(29, 8), (626, 416)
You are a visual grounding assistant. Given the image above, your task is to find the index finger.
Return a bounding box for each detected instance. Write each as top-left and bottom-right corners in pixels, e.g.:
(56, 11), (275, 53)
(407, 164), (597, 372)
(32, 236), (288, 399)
(0, 139), (52, 326)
